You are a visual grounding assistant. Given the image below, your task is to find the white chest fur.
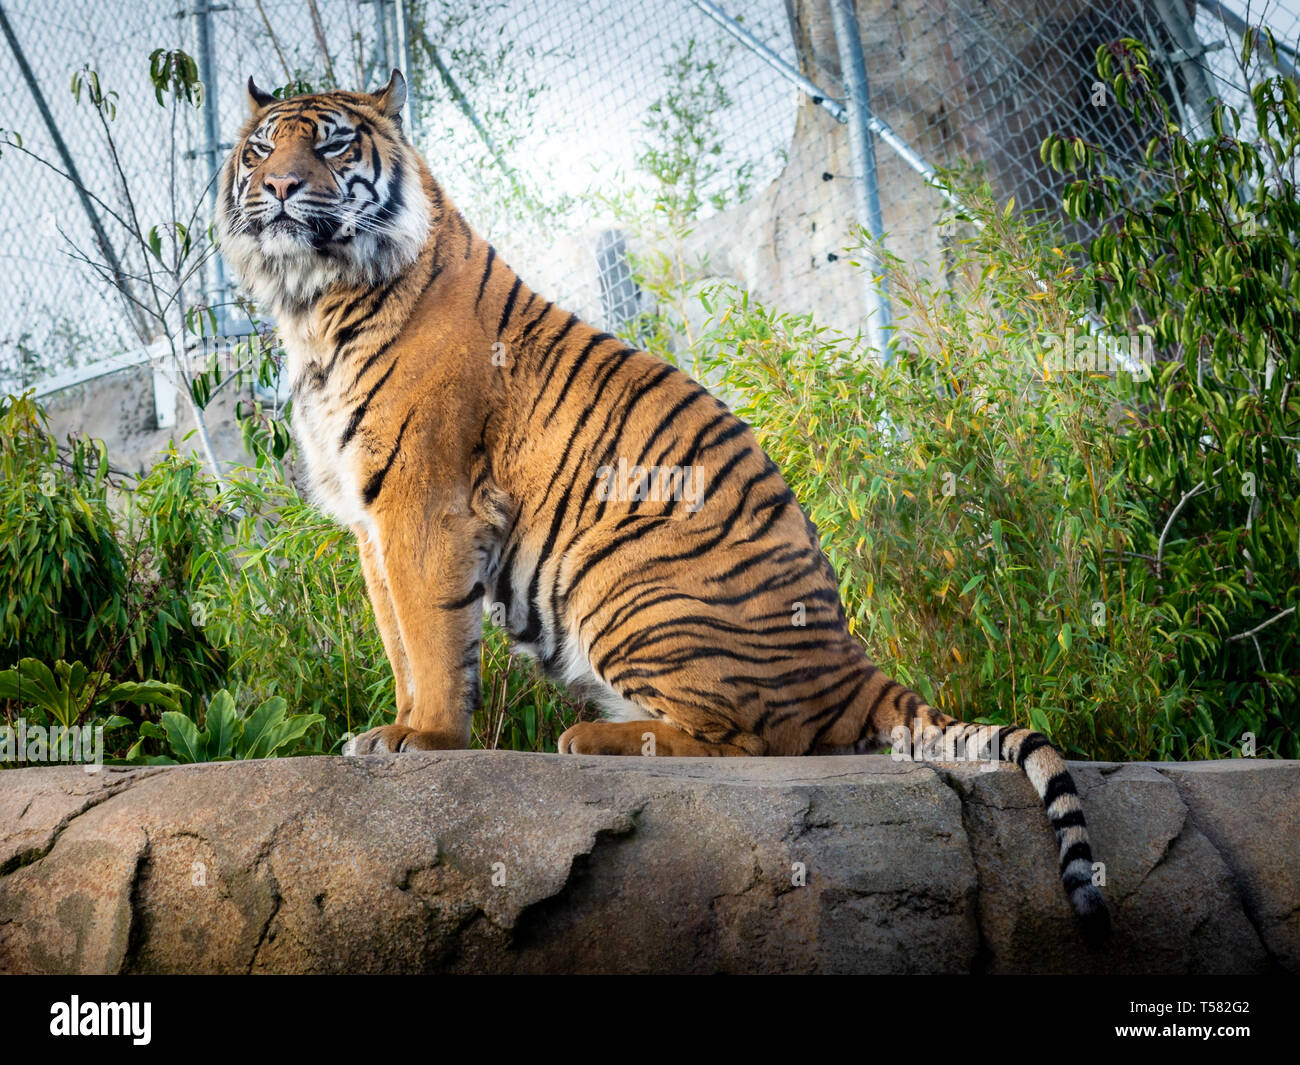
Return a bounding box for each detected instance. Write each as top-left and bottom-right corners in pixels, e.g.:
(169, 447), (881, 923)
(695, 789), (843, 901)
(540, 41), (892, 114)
(279, 318), (372, 533)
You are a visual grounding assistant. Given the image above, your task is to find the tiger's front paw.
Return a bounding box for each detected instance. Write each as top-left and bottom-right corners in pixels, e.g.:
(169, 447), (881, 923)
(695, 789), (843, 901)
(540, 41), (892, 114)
(343, 725), (461, 755)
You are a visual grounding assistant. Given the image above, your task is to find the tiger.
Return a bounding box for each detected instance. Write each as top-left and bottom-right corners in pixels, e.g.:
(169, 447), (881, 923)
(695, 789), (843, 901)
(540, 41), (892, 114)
(216, 70), (1110, 940)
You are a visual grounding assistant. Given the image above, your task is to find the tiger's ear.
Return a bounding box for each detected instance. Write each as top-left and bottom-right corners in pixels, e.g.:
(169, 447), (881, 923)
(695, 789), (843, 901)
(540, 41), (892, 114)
(370, 69), (407, 123)
(248, 76), (276, 113)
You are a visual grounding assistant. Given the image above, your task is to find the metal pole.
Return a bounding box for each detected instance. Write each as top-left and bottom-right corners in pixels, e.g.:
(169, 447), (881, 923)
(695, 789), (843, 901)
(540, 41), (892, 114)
(0, 1), (147, 341)
(687, 0), (846, 122)
(685, 0), (969, 220)
(828, 0), (892, 359)
(864, 114), (969, 215)
(369, 0), (392, 82)
(191, 0), (228, 321)
(417, 29), (510, 175)
(1151, 0), (1221, 136)
(392, 0), (417, 138)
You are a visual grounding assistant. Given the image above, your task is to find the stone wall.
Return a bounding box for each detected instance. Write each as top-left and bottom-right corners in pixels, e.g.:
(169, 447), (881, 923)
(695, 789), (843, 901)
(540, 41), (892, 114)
(1, 753), (1295, 974)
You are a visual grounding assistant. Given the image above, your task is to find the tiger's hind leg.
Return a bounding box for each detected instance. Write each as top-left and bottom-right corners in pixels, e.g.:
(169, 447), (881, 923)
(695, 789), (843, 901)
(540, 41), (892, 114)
(558, 720), (756, 757)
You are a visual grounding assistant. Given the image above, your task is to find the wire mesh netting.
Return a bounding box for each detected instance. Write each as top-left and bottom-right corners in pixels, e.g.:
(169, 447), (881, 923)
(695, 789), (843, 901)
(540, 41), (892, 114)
(1, 0), (1297, 395)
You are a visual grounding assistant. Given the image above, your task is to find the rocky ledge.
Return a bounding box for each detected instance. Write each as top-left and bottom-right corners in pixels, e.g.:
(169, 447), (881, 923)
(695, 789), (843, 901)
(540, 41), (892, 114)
(0, 752), (1296, 973)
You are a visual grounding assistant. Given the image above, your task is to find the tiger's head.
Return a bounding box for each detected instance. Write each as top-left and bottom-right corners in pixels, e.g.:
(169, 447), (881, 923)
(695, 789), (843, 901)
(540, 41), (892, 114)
(216, 70), (430, 314)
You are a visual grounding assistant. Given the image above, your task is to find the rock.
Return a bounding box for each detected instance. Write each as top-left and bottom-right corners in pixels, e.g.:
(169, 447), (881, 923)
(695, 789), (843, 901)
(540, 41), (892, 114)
(0, 752), (1295, 974)
(1157, 761), (1300, 972)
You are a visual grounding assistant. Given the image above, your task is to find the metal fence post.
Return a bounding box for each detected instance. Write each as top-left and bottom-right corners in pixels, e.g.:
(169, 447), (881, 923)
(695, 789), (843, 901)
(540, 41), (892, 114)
(366, 0), (392, 83)
(1151, 0), (1221, 136)
(828, 0), (893, 361)
(392, 0), (418, 139)
(191, 0), (229, 324)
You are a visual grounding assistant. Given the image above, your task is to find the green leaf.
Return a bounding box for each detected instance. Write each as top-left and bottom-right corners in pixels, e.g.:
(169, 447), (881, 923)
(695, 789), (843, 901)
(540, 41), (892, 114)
(240, 696), (288, 759)
(203, 690), (239, 760)
(160, 711), (205, 764)
(257, 714), (324, 758)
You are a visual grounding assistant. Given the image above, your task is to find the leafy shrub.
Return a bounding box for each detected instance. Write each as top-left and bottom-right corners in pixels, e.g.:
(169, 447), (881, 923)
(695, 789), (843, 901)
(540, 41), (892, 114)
(146, 689), (323, 764)
(0, 396), (224, 720)
(0, 658), (183, 729)
(1042, 37), (1299, 755)
(190, 472), (386, 753)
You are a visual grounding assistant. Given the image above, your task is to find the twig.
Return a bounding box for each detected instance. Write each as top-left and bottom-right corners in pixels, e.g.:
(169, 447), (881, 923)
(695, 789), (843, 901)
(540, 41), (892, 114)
(53, 442), (136, 486)
(1226, 606), (1296, 642)
(0, 136), (133, 233)
(1155, 479), (1206, 577)
(306, 0), (337, 86)
(254, 0), (294, 85)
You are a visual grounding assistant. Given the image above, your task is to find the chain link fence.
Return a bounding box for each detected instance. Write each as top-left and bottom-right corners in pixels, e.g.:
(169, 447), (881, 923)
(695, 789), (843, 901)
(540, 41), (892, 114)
(1, 0), (1297, 396)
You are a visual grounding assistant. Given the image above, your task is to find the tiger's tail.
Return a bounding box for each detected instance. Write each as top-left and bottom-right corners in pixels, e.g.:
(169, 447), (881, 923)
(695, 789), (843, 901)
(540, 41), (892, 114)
(861, 679), (1111, 942)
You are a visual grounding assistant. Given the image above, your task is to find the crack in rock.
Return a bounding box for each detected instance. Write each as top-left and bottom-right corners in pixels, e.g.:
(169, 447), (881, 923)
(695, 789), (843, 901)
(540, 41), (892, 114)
(0, 768), (167, 877)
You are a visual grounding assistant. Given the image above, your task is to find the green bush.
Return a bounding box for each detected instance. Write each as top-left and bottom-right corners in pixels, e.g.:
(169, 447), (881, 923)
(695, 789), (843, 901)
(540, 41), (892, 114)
(0, 657), (184, 730)
(0, 396), (224, 725)
(1040, 38), (1299, 757)
(148, 689), (323, 764)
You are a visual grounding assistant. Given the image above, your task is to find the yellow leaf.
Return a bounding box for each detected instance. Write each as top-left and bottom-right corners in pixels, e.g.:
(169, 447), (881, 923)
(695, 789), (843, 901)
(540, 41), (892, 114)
(942, 548), (956, 569)
(952, 646), (963, 664)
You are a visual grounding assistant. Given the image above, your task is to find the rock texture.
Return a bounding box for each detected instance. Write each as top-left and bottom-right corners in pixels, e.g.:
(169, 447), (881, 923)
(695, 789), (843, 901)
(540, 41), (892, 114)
(0, 753), (1295, 974)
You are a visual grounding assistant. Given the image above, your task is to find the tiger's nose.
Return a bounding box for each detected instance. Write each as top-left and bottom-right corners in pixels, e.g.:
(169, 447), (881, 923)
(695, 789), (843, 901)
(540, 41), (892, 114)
(263, 174), (301, 201)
